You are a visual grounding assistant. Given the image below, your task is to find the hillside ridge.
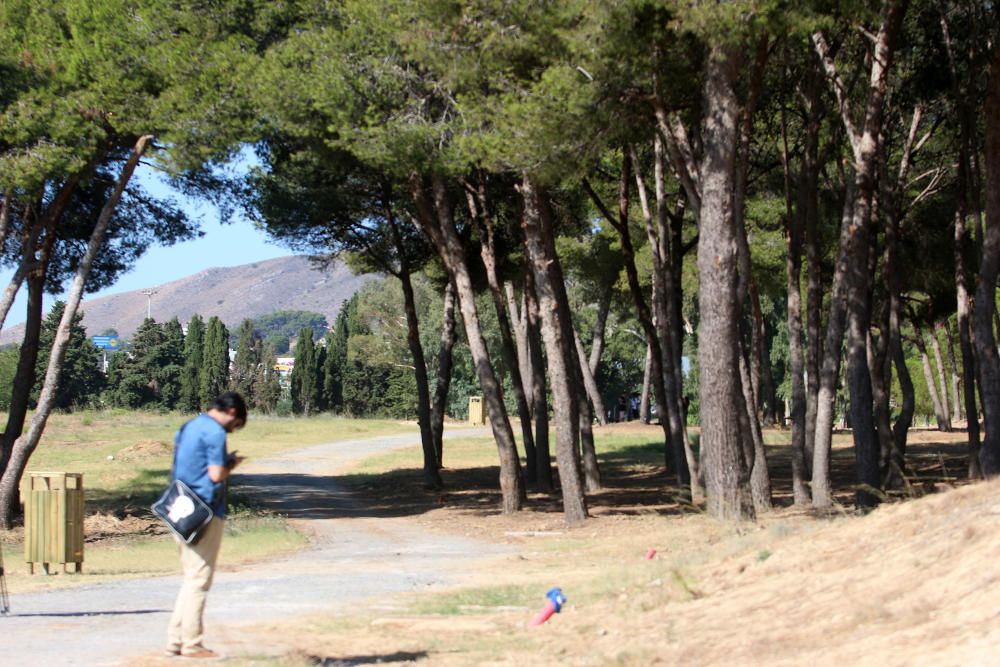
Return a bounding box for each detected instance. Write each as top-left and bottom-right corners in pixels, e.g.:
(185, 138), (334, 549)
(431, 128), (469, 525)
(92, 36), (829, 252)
(0, 255), (374, 344)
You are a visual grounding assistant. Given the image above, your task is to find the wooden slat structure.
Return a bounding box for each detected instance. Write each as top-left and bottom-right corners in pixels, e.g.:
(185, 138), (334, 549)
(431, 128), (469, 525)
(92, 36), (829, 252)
(468, 396), (486, 426)
(21, 472), (84, 574)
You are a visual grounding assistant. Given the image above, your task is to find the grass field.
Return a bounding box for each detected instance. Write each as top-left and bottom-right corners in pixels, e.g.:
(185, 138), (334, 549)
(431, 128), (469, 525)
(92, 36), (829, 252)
(0, 410), (418, 591)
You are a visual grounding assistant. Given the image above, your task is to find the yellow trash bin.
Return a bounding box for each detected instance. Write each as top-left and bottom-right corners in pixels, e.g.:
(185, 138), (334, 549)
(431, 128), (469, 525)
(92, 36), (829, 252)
(22, 472), (84, 574)
(468, 396), (486, 425)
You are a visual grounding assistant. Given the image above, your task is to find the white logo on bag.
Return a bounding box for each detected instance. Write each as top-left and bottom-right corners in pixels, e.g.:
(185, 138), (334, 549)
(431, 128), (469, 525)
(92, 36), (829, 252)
(167, 494), (196, 522)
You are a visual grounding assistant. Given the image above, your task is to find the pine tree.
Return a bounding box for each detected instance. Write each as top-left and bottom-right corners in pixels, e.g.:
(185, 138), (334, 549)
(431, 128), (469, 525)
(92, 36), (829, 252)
(290, 327), (318, 415)
(106, 318), (182, 409)
(200, 317), (230, 405)
(32, 302), (104, 410)
(179, 315), (205, 412)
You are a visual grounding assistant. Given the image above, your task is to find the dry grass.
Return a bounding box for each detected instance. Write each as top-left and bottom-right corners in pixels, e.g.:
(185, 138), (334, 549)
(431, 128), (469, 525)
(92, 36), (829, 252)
(0, 411), (418, 592)
(230, 424), (999, 666)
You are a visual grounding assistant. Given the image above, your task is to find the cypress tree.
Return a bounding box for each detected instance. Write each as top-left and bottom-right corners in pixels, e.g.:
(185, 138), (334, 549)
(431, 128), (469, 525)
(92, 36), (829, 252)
(323, 306), (350, 412)
(179, 315), (205, 412)
(159, 318), (186, 409)
(290, 327), (318, 415)
(232, 319), (259, 401)
(255, 343), (282, 413)
(200, 317), (230, 406)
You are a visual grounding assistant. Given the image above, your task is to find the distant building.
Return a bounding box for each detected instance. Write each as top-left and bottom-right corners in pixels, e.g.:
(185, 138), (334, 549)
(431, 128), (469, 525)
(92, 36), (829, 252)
(274, 356), (295, 385)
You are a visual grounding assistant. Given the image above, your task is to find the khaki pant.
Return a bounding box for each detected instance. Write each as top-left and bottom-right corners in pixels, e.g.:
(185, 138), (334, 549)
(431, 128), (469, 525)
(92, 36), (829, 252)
(167, 516), (224, 652)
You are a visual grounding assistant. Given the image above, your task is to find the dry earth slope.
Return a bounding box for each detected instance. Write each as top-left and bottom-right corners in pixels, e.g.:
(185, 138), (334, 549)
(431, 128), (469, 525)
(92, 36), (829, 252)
(515, 479), (1000, 666)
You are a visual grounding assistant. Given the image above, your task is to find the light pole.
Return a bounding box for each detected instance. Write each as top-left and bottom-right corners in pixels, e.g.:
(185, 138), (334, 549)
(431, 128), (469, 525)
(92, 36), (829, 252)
(141, 289), (158, 320)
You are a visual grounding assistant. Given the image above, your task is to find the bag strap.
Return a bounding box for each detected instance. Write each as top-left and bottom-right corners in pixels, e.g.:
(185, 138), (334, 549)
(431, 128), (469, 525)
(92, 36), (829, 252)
(170, 420), (193, 483)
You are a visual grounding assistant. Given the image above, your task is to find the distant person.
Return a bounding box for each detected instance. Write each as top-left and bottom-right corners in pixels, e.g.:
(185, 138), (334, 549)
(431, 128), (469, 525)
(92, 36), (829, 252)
(165, 392), (247, 659)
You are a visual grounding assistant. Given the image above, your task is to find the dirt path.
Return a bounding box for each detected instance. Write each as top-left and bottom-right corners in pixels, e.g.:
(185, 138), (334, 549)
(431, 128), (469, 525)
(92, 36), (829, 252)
(2, 426), (507, 666)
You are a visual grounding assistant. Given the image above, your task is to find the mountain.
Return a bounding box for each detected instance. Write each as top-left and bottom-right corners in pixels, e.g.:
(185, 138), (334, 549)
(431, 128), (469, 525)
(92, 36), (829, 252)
(0, 255), (375, 345)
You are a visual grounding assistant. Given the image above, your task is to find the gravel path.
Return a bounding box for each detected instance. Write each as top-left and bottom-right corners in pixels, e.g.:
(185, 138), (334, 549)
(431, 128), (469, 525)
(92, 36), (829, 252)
(2, 426), (506, 666)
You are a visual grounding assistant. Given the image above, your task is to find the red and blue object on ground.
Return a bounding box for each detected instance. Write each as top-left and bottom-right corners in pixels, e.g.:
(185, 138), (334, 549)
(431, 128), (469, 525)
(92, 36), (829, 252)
(530, 587), (567, 626)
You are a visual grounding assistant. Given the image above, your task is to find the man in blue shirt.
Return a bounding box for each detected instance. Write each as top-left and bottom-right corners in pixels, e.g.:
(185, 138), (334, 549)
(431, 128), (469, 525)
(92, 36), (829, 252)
(165, 392), (246, 659)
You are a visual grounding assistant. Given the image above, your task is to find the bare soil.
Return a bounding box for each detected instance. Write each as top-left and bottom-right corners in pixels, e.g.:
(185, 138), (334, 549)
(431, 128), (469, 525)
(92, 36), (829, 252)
(254, 423), (999, 666)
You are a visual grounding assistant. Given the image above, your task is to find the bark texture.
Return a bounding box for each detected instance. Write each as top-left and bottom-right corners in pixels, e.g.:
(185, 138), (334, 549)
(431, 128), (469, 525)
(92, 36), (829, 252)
(974, 41), (1000, 477)
(410, 174), (524, 512)
(520, 175), (588, 521)
(0, 137), (151, 528)
(430, 279), (457, 468)
(695, 44), (754, 520)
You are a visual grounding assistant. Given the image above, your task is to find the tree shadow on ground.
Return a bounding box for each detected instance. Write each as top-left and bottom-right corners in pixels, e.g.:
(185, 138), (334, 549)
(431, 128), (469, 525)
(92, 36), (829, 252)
(765, 434), (972, 509)
(80, 430), (974, 525)
(309, 652), (428, 666)
(81, 467), (170, 517)
(235, 439), (697, 522)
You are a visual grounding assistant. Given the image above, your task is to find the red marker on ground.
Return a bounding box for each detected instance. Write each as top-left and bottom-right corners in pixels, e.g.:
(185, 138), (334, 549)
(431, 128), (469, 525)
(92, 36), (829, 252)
(645, 548), (657, 560)
(529, 588), (567, 626)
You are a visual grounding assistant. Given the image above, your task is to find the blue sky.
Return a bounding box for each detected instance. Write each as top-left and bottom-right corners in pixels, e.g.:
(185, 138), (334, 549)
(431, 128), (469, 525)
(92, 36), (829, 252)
(0, 166), (293, 326)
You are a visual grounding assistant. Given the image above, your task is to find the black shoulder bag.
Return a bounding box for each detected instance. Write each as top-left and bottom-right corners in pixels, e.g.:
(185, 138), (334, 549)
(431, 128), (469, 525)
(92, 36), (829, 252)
(151, 423), (214, 544)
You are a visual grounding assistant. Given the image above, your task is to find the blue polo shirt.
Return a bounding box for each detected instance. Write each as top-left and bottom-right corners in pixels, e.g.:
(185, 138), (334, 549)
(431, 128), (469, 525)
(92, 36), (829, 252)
(173, 413), (229, 517)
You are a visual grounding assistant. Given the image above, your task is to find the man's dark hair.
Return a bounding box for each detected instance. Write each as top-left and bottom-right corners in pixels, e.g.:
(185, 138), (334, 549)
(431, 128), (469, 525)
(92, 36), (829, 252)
(209, 391), (248, 422)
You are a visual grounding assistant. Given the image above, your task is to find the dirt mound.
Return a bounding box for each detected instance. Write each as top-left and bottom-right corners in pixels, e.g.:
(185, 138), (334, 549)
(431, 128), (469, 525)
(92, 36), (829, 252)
(115, 439), (171, 461)
(83, 512), (164, 542)
(540, 479), (1000, 665)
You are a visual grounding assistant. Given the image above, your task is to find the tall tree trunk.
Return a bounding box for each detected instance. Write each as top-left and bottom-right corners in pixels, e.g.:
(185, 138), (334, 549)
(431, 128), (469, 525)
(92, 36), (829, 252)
(574, 330), (607, 427)
(584, 154), (691, 497)
(868, 325), (895, 483)
(730, 38), (772, 512)
(848, 272), (880, 510)
(627, 140), (696, 494)
(589, 284), (613, 377)
(890, 314), (915, 466)
(733, 204), (771, 513)
(803, 88), (824, 476)
(520, 175), (588, 521)
(868, 211), (913, 488)
(974, 39), (1000, 476)
(811, 1), (907, 508)
(755, 293), (779, 426)
(654, 141), (700, 494)
(410, 174), (524, 513)
(524, 267), (553, 492)
(942, 9), (982, 477)
(395, 233), (442, 489)
(0, 271), (45, 512)
(810, 183), (855, 508)
(914, 322), (949, 431)
(505, 282), (534, 419)
(538, 183), (602, 498)
(467, 183), (538, 480)
(738, 341), (771, 512)
(928, 324), (953, 431)
(941, 321), (962, 424)
(575, 351), (602, 493)
(695, 44), (754, 520)
(0, 136), (150, 528)
(781, 97), (811, 506)
(639, 343), (653, 424)
(430, 279), (457, 468)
